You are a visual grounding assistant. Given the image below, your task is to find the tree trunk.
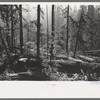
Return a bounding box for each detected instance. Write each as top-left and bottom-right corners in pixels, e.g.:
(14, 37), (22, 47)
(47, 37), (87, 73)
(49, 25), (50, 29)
(6, 9), (10, 50)
(90, 33), (93, 50)
(27, 13), (30, 42)
(11, 5), (14, 52)
(49, 5), (55, 62)
(27, 25), (29, 42)
(51, 5), (55, 37)
(0, 28), (12, 67)
(68, 56), (84, 63)
(56, 54), (68, 60)
(73, 30), (79, 58)
(46, 59), (100, 70)
(46, 5), (49, 59)
(19, 5), (23, 54)
(66, 5), (69, 53)
(37, 5), (40, 64)
(77, 55), (96, 62)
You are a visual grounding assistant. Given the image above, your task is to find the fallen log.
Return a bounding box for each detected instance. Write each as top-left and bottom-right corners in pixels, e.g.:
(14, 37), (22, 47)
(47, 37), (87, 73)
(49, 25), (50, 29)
(43, 59), (100, 74)
(68, 57), (84, 63)
(55, 54), (68, 60)
(53, 59), (76, 65)
(85, 49), (100, 53)
(81, 62), (100, 69)
(85, 50), (100, 56)
(44, 58), (100, 68)
(77, 55), (96, 62)
(89, 56), (100, 63)
(53, 60), (81, 73)
(43, 54), (100, 70)
(6, 71), (32, 77)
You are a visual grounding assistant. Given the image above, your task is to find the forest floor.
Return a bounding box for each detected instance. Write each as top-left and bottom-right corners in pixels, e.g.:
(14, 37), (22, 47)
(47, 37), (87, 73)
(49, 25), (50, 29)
(0, 49), (100, 81)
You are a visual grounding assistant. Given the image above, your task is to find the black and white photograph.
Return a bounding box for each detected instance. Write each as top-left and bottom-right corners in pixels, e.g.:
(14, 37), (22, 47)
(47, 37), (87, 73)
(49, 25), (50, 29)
(0, 3), (100, 81)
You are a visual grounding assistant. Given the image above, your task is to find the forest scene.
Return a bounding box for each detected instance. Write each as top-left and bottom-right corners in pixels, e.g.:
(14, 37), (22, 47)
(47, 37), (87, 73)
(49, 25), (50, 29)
(0, 4), (100, 81)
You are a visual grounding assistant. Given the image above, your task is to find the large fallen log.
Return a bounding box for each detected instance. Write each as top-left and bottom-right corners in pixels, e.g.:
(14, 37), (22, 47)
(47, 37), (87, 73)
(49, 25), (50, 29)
(89, 56), (100, 63)
(54, 59), (100, 69)
(53, 59), (76, 65)
(44, 58), (100, 68)
(43, 58), (100, 74)
(77, 55), (96, 62)
(85, 50), (100, 53)
(6, 71), (32, 77)
(85, 50), (100, 56)
(81, 62), (100, 68)
(55, 54), (68, 60)
(68, 57), (84, 63)
(53, 59), (81, 73)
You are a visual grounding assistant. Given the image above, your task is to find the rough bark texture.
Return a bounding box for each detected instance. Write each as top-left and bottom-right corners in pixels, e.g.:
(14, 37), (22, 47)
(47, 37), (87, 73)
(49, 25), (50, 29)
(19, 5), (23, 54)
(11, 5), (14, 52)
(37, 5), (40, 65)
(66, 5), (69, 53)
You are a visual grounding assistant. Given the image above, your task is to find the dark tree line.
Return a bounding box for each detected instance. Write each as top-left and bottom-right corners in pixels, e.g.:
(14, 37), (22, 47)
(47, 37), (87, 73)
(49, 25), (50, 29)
(0, 5), (23, 58)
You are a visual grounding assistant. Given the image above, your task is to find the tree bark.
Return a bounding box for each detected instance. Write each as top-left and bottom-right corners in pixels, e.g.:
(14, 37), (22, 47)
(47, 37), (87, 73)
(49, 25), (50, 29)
(19, 5), (23, 54)
(77, 55), (96, 62)
(11, 5), (14, 52)
(56, 54), (68, 60)
(0, 28), (13, 67)
(73, 29), (79, 58)
(37, 5), (40, 64)
(66, 5), (69, 53)
(52, 5), (55, 37)
(90, 33), (93, 50)
(6, 9), (11, 50)
(46, 59), (100, 70)
(85, 49), (100, 53)
(46, 5), (49, 59)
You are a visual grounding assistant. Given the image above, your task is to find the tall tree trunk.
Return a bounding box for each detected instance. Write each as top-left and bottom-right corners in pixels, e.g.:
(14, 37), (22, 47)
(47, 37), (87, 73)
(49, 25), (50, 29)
(6, 10), (10, 50)
(37, 5), (40, 64)
(19, 5), (23, 54)
(73, 30), (79, 58)
(11, 5), (14, 52)
(51, 5), (55, 47)
(66, 5), (69, 53)
(46, 5), (49, 59)
(0, 28), (12, 67)
(90, 33), (93, 50)
(27, 24), (29, 42)
(27, 12), (30, 42)
(50, 5), (55, 62)
(52, 5), (55, 37)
